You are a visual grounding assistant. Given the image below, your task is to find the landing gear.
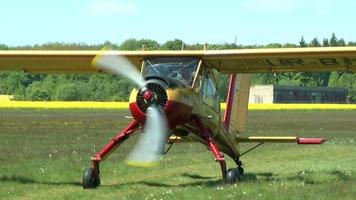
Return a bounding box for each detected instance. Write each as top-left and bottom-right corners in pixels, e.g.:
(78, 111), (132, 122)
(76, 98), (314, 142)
(226, 168), (239, 184)
(192, 115), (228, 182)
(82, 120), (140, 189)
(225, 166), (244, 184)
(224, 157), (245, 184)
(192, 115), (245, 184)
(235, 159), (245, 176)
(82, 168), (100, 189)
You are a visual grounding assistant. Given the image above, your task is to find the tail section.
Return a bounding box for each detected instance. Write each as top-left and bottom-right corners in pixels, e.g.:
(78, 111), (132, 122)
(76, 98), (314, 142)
(223, 74), (251, 134)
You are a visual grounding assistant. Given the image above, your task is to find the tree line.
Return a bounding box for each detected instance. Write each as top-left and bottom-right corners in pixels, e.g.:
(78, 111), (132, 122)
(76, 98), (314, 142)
(0, 33), (355, 102)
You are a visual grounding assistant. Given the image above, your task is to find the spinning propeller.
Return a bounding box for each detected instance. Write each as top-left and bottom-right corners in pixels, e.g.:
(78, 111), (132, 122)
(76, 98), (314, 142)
(92, 53), (168, 167)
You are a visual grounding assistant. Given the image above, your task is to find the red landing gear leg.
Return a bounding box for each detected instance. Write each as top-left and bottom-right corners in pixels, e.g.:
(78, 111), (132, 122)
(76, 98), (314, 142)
(82, 120), (140, 189)
(192, 116), (227, 182)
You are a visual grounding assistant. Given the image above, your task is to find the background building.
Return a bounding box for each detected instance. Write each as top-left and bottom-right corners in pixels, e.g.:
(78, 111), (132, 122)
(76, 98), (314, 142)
(249, 85), (347, 104)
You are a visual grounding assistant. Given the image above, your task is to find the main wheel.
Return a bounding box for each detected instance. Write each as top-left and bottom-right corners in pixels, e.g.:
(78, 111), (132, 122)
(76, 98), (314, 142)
(82, 167), (100, 189)
(225, 168), (239, 184)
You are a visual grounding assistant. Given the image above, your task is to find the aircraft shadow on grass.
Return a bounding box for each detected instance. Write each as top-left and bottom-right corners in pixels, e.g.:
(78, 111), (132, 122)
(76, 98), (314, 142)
(1, 169), (352, 188)
(0, 175), (81, 186)
(107, 170), (354, 188)
(105, 172), (274, 188)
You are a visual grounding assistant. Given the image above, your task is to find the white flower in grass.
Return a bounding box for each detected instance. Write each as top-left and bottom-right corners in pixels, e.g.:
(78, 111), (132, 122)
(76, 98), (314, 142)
(39, 168), (45, 174)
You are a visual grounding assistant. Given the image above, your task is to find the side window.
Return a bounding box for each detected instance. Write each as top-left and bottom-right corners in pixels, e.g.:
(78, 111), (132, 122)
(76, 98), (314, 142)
(202, 74), (219, 112)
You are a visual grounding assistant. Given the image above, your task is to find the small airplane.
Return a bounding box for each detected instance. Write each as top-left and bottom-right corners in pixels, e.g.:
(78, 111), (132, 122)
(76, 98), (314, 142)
(1, 47), (356, 188)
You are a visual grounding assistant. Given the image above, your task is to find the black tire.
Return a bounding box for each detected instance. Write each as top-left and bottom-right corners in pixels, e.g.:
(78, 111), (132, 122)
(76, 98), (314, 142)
(225, 168), (239, 184)
(82, 168), (100, 189)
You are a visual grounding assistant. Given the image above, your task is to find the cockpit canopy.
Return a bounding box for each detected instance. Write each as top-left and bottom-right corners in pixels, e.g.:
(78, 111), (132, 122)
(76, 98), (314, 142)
(142, 57), (199, 87)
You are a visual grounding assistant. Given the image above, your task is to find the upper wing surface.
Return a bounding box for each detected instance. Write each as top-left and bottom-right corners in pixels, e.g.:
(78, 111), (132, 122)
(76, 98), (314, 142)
(1, 47), (356, 73)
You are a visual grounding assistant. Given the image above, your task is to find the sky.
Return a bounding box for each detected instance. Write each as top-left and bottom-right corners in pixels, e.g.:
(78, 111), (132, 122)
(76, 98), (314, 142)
(1, 0), (356, 46)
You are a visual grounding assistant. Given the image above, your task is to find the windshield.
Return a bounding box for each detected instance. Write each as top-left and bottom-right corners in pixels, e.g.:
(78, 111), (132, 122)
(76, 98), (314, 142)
(143, 57), (199, 87)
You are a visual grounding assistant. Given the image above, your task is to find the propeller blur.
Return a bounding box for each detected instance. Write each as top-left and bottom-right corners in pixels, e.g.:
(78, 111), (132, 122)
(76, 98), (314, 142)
(126, 105), (168, 167)
(93, 52), (169, 167)
(92, 53), (146, 88)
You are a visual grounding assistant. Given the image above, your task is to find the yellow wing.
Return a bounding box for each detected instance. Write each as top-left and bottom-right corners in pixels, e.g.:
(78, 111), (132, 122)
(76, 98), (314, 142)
(203, 47), (356, 73)
(0, 50), (205, 73)
(0, 51), (145, 73)
(1, 47), (356, 73)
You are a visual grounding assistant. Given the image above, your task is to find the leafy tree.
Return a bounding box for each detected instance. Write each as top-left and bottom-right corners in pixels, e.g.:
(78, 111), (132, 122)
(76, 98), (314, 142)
(161, 39), (184, 50)
(299, 36), (307, 47)
(119, 39), (140, 50)
(0, 72), (29, 96)
(330, 33), (338, 46)
(185, 43), (205, 50)
(251, 73), (275, 85)
(217, 74), (229, 100)
(101, 41), (119, 50)
(0, 44), (9, 50)
(283, 43), (298, 48)
(348, 41), (356, 46)
(120, 39), (159, 50)
(208, 43), (239, 50)
(337, 39), (346, 46)
(323, 38), (329, 47)
(265, 43), (282, 48)
(26, 81), (51, 101)
(310, 37), (321, 47)
(54, 84), (81, 101)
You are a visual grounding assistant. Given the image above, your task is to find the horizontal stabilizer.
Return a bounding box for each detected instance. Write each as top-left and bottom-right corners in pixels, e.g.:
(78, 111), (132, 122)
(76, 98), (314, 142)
(297, 137), (327, 145)
(237, 136), (326, 145)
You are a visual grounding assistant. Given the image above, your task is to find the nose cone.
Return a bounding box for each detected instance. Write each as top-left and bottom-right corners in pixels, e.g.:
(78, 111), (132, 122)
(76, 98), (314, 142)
(143, 90), (153, 100)
(143, 90), (156, 103)
(129, 85), (194, 128)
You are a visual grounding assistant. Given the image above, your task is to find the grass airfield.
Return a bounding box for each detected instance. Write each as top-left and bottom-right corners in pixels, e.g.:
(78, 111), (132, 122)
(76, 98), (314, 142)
(0, 109), (355, 199)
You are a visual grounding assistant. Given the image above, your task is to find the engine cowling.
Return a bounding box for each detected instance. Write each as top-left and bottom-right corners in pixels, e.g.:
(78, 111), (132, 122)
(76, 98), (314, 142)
(136, 77), (168, 112)
(129, 77), (194, 129)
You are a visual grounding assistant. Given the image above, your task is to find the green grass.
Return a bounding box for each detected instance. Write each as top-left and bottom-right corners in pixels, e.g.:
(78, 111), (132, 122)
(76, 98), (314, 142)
(0, 109), (355, 200)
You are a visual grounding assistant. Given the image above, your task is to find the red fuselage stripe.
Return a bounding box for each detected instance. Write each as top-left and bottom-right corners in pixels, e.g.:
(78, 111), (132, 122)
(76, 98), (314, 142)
(223, 74), (236, 130)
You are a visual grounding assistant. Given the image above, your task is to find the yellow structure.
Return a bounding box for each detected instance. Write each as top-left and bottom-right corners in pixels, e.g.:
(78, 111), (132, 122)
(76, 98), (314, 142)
(1, 101), (356, 110)
(0, 95), (14, 101)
